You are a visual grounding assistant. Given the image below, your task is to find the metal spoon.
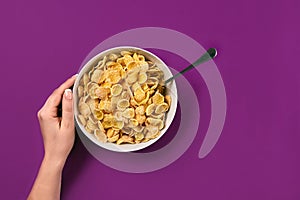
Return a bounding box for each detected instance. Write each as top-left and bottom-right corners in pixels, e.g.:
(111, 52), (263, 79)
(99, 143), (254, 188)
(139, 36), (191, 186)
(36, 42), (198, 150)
(159, 48), (217, 94)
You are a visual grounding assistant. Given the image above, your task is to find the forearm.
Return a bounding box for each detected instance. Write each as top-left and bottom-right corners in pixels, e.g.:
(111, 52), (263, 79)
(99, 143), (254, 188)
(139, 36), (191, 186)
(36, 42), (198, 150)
(27, 157), (64, 200)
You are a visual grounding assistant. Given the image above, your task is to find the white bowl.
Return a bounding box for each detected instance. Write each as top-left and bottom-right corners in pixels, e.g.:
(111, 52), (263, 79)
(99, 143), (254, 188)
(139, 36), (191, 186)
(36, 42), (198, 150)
(73, 46), (177, 152)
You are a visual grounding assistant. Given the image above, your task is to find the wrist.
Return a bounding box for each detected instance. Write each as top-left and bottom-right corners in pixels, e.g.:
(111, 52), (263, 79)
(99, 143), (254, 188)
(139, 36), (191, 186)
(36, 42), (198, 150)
(42, 155), (65, 172)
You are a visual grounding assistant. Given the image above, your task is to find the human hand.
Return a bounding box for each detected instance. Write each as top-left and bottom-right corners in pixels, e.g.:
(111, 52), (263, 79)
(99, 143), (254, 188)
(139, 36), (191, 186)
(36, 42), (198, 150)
(37, 74), (77, 168)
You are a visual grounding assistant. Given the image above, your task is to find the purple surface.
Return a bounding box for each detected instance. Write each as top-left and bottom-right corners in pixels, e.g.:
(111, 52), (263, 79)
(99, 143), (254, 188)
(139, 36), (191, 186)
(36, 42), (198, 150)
(1, 0), (300, 199)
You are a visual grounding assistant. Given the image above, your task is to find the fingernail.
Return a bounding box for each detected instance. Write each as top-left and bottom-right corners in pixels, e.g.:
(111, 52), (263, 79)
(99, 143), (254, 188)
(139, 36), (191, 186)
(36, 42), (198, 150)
(64, 89), (72, 100)
(72, 74), (79, 78)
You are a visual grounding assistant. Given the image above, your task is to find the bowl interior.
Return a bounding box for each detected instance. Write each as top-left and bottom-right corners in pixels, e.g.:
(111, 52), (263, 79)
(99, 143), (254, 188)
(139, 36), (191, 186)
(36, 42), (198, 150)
(73, 46), (177, 152)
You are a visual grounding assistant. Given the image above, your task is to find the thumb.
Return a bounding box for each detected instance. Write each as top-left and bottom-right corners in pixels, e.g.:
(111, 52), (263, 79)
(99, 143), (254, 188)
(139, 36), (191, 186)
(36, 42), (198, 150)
(61, 89), (74, 129)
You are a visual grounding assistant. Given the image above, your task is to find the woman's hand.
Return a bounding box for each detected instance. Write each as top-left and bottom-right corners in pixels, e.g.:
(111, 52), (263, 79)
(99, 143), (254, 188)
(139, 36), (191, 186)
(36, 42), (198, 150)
(37, 74), (77, 167)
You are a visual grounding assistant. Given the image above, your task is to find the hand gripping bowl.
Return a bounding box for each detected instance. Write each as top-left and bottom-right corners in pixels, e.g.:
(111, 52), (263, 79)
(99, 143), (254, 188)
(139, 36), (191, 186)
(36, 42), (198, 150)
(73, 46), (177, 152)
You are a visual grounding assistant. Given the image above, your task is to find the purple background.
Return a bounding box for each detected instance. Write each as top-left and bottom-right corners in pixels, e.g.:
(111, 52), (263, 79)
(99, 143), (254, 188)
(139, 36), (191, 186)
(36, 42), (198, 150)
(1, 0), (299, 199)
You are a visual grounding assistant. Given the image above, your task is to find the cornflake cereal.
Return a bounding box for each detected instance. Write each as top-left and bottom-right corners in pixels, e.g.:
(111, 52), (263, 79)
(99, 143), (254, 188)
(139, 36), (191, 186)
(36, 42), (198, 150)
(77, 51), (172, 145)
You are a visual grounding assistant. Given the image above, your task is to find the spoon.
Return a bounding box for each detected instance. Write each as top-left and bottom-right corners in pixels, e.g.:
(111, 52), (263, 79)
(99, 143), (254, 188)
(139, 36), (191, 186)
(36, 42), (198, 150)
(159, 48), (217, 94)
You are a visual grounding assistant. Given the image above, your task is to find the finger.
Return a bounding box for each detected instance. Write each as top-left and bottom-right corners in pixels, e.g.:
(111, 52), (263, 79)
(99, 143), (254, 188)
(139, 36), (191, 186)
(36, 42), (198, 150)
(61, 89), (74, 129)
(43, 74), (77, 115)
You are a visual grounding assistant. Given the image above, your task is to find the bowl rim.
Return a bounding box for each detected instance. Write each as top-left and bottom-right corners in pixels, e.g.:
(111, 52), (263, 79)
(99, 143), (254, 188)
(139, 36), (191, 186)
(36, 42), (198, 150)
(73, 46), (178, 152)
